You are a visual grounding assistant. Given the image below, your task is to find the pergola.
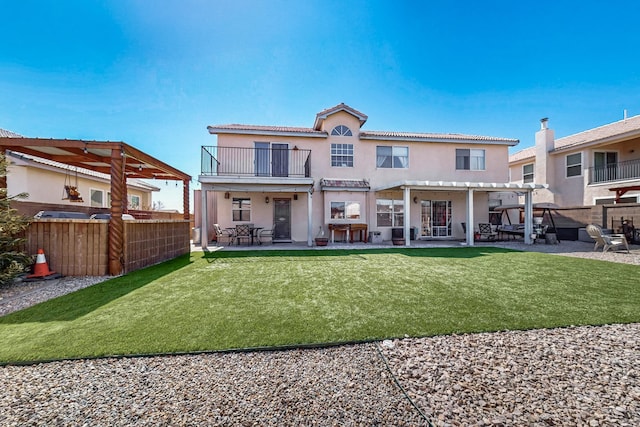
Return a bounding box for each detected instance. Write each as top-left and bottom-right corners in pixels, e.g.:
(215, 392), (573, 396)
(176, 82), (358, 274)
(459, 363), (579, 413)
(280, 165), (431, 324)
(0, 137), (191, 275)
(374, 180), (549, 246)
(610, 185), (640, 203)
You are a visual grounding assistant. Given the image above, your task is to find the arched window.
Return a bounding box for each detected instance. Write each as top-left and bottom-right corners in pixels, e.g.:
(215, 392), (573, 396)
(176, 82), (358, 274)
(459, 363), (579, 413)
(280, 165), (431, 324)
(331, 125), (352, 136)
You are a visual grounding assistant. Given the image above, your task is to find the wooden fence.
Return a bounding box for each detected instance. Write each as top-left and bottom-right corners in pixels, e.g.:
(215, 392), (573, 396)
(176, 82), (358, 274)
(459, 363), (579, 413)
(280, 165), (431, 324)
(25, 219), (190, 276)
(123, 220), (191, 273)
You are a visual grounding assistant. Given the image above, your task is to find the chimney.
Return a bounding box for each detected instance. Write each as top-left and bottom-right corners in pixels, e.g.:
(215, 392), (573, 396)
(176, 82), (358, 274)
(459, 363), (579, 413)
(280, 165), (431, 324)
(534, 117), (555, 203)
(540, 117), (549, 130)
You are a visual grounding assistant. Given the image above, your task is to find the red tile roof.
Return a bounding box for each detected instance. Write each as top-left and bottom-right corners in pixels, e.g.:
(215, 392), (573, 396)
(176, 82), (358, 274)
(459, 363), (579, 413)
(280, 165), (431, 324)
(361, 130), (518, 144)
(313, 103), (368, 130)
(552, 114), (640, 152)
(0, 128), (24, 138)
(320, 178), (370, 190)
(510, 114), (640, 163)
(510, 146), (535, 163)
(208, 104), (518, 145)
(208, 124), (325, 137)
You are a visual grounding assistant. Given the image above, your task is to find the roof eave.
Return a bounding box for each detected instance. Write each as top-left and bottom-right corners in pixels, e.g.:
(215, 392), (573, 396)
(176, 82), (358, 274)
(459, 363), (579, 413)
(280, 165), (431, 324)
(208, 126), (326, 138)
(360, 134), (519, 145)
(551, 128), (640, 154)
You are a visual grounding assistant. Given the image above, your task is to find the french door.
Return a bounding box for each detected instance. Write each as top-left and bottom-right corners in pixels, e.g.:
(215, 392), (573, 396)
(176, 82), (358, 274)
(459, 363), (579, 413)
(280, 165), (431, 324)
(593, 151), (618, 182)
(254, 142), (289, 177)
(420, 200), (452, 237)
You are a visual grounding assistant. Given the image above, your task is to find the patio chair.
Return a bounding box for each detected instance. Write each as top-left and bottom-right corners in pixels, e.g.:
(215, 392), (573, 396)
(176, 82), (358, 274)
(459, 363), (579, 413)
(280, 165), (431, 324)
(258, 224), (276, 244)
(585, 224), (630, 253)
(213, 224), (235, 245)
(478, 223), (498, 241)
(235, 224), (252, 245)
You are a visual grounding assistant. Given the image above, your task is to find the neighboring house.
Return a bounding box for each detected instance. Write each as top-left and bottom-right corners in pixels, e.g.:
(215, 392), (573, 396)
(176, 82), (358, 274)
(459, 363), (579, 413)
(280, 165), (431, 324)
(198, 103), (545, 246)
(1, 128), (160, 213)
(507, 116), (640, 207)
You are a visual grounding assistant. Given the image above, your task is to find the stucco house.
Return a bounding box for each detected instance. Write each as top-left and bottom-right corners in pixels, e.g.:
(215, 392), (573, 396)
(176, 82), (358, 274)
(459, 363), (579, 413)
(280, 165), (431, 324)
(1, 127), (159, 215)
(508, 115), (640, 207)
(198, 103), (546, 247)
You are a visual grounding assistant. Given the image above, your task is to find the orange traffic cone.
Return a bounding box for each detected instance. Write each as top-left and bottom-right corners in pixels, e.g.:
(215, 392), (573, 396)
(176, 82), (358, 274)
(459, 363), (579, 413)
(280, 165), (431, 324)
(27, 249), (59, 279)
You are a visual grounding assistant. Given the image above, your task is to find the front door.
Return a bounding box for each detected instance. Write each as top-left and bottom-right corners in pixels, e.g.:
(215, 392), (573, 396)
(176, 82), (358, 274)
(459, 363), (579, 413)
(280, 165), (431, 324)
(273, 198), (291, 241)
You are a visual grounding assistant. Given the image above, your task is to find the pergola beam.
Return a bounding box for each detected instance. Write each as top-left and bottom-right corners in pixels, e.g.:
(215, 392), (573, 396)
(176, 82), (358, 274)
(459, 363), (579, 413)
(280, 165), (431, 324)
(0, 135), (192, 275)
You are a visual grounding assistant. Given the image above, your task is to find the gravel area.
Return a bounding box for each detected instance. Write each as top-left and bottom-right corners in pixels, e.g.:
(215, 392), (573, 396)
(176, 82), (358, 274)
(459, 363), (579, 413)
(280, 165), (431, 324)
(0, 345), (428, 426)
(1, 241), (639, 425)
(0, 275), (109, 317)
(381, 324), (640, 426)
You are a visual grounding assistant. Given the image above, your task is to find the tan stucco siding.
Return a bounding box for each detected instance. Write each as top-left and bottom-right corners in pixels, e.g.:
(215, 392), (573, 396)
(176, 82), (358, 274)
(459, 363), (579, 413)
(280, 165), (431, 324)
(8, 163), (152, 209)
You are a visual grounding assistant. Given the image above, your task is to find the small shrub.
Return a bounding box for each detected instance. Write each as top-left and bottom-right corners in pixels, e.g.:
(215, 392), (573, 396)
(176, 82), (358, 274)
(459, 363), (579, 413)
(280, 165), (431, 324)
(0, 151), (32, 286)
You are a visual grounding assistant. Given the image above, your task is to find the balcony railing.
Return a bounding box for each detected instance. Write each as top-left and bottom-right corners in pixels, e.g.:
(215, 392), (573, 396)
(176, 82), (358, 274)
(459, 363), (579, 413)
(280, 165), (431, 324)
(588, 158), (640, 184)
(201, 146), (311, 178)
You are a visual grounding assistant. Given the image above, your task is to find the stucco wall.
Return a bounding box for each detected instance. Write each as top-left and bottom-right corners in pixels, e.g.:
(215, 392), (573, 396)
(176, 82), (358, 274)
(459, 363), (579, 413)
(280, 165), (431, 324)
(211, 110), (514, 242)
(8, 161), (152, 210)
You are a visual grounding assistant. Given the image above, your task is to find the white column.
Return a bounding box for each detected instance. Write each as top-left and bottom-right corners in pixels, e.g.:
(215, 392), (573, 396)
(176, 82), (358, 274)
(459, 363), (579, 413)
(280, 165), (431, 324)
(524, 191), (533, 244)
(466, 189), (474, 246)
(200, 187), (208, 249)
(404, 186), (411, 246)
(307, 189), (313, 247)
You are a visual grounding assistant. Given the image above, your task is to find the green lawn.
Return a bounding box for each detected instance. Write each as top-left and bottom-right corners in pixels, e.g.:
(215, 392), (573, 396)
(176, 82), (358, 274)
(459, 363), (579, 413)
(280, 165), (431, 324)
(0, 247), (638, 364)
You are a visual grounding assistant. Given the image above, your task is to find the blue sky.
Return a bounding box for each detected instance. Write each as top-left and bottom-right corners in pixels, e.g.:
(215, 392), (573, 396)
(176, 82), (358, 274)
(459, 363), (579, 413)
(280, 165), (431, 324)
(2, 1), (640, 211)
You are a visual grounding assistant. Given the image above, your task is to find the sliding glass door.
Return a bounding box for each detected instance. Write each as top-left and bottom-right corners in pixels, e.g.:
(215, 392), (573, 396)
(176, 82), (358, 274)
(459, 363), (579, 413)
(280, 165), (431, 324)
(420, 200), (452, 237)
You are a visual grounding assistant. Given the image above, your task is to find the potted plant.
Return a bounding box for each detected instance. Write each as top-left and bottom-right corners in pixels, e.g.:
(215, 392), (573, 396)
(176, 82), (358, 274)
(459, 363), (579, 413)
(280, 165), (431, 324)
(315, 226), (328, 246)
(392, 237), (405, 245)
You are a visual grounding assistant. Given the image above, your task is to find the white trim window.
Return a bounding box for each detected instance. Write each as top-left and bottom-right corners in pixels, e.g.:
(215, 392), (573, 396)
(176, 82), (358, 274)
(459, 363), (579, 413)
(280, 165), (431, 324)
(376, 199), (404, 227)
(376, 146), (408, 168)
(128, 194), (141, 210)
(523, 163), (534, 183)
(566, 153), (582, 177)
(456, 149), (485, 170)
(90, 189), (104, 208)
(232, 197), (251, 222)
(331, 143), (354, 167)
(331, 201), (361, 219)
(331, 125), (352, 136)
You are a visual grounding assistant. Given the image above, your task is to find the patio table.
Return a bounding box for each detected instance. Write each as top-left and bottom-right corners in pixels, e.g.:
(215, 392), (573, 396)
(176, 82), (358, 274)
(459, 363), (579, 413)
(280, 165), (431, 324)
(249, 227), (263, 245)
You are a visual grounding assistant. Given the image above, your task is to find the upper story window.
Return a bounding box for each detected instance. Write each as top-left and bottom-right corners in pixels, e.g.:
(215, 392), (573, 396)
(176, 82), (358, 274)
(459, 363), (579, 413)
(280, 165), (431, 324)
(232, 197), (251, 221)
(566, 153), (582, 177)
(331, 143), (354, 167)
(456, 149), (485, 170)
(523, 163), (534, 183)
(376, 146), (408, 168)
(331, 125), (352, 136)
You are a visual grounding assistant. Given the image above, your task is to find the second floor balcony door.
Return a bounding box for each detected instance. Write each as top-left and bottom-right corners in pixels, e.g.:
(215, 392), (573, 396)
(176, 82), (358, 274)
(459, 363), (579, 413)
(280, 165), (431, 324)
(272, 143), (289, 177)
(594, 152), (618, 182)
(255, 142), (270, 176)
(255, 143), (289, 177)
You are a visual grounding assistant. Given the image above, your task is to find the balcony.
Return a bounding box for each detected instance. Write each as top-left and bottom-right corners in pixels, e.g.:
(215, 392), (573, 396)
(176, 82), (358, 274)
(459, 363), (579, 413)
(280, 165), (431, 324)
(201, 146), (311, 178)
(588, 158), (640, 184)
